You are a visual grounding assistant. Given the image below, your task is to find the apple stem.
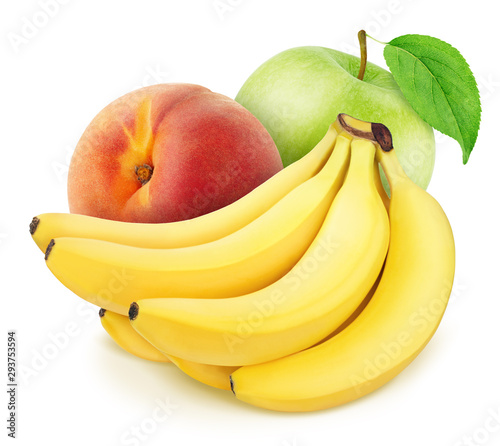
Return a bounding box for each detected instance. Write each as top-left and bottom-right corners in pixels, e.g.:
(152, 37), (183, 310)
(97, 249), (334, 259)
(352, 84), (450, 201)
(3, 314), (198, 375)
(357, 30), (368, 81)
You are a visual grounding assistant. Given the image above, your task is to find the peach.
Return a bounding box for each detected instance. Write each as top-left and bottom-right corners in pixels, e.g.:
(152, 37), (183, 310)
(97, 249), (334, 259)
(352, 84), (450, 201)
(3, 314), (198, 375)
(68, 83), (283, 223)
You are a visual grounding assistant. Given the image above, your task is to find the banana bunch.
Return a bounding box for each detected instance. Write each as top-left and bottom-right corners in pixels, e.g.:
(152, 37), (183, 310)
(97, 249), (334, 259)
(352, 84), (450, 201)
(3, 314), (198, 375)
(31, 114), (455, 412)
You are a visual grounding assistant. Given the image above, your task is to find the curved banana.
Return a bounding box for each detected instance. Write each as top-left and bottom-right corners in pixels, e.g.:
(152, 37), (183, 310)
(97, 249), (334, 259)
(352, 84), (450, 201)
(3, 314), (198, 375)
(167, 271), (382, 391)
(318, 266), (383, 343)
(166, 355), (239, 391)
(99, 308), (243, 389)
(333, 114), (390, 213)
(99, 308), (170, 363)
(44, 128), (351, 315)
(166, 268), (383, 392)
(30, 125), (337, 252)
(129, 135), (390, 366)
(229, 121), (455, 412)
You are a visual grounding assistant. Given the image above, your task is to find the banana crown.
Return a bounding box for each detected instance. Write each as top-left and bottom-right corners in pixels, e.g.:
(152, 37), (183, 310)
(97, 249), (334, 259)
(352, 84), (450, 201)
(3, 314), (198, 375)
(335, 113), (408, 194)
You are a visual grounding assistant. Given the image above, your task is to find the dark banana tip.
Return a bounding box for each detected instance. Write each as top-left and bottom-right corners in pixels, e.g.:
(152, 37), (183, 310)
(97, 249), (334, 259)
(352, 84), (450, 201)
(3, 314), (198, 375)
(29, 216), (40, 235)
(371, 122), (393, 152)
(129, 302), (139, 321)
(229, 375), (235, 395)
(44, 239), (55, 261)
(98, 308), (106, 318)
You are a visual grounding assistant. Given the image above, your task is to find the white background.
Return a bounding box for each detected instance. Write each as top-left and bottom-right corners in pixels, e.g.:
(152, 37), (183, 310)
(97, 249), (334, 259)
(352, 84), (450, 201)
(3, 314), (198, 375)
(2, 0), (499, 445)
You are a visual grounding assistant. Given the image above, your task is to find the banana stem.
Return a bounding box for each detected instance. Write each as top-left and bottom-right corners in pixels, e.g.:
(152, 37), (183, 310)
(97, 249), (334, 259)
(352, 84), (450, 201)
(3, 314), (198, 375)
(357, 30), (368, 80)
(336, 114), (393, 154)
(371, 123), (393, 152)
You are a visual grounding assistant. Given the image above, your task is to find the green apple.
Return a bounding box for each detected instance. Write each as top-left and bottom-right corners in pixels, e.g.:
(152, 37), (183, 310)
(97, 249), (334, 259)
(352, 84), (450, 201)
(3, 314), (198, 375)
(235, 46), (435, 190)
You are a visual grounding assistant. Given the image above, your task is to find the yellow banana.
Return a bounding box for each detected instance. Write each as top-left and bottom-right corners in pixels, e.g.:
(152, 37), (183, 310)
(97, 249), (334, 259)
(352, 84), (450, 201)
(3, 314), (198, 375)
(166, 271), (383, 392)
(99, 308), (170, 363)
(166, 355), (239, 391)
(334, 113), (389, 212)
(229, 121), (455, 412)
(374, 161), (390, 212)
(44, 128), (351, 315)
(129, 136), (390, 366)
(99, 308), (244, 390)
(318, 266), (383, 343)
(30, 125), (337, 252)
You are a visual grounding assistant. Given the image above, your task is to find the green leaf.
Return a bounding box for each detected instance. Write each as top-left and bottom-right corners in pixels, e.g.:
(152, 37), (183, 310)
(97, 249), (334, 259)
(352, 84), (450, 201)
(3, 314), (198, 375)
(383, 34), (481, 164)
